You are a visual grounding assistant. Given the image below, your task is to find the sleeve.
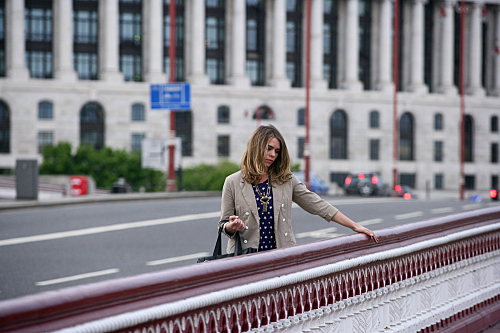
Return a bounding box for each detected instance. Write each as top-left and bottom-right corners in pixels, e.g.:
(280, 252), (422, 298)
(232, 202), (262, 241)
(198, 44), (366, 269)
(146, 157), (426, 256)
(291, 175), (338, 222)
(219, 175), (237, 239)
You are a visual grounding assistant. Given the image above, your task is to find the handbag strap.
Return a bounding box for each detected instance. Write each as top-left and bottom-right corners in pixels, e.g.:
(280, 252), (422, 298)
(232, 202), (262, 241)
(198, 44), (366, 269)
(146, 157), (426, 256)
(213, 222), (245, 257)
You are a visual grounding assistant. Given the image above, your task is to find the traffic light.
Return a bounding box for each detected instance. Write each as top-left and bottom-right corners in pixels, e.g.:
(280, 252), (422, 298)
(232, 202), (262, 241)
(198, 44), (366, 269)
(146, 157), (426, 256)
(490, 189), (498, 201)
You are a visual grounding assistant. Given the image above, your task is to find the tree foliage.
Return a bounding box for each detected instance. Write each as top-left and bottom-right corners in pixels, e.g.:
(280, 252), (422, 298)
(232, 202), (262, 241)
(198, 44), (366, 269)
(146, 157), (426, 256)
(40, 142), (165, 192)
(182, 160), (240, 191)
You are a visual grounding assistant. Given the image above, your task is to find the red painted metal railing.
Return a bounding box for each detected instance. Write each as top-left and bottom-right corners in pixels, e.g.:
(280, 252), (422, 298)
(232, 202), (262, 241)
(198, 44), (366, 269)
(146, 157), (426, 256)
(0, 207), (499, 333)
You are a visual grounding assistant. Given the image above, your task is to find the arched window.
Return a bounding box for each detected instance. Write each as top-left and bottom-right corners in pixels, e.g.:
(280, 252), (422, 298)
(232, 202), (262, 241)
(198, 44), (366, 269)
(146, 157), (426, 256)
(38, 101), (53, 119)
(297, 108), (305, 126)
(330, 109), (347, 159)
(369, 110), (379, 128)
(217, 105), (230, 124)
(0, 101), (10, 153)
(399, 112), (414, 160)
(252, 105), (274, 120)
(434, 113), (443, 130)
(491, 116), (498, 133)
(131, 103), (145, 121)
(465, 115), (474, 162)
(80, 102), (104, 150)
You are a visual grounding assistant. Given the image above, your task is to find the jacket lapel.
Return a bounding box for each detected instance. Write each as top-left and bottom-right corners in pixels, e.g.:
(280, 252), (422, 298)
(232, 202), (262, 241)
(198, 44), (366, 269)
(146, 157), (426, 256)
(272, 180), (283, 224)
(240, 179), (259, 221)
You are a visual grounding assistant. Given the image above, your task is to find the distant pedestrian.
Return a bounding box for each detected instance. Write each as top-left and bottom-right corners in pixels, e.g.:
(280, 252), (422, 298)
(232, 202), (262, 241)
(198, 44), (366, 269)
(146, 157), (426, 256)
(220, 124), (378, 254)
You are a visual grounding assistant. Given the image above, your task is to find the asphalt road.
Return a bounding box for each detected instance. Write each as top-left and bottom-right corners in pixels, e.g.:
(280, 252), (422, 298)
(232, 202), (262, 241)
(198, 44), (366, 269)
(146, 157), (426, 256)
(0, 195), (498, 301)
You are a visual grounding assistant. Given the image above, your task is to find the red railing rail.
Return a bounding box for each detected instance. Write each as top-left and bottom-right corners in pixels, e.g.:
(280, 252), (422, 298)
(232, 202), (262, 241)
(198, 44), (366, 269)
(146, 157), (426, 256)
(0, 207), (499, 333)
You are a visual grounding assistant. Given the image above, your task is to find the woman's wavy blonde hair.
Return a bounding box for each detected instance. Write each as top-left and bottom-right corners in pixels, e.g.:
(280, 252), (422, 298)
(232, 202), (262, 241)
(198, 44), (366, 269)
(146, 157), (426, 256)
(241, 125), (292, 186)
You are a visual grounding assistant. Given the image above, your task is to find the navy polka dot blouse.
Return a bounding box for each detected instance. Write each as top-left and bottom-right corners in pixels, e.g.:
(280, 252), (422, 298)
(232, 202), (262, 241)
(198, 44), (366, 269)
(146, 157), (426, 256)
(252, 179), (277, 251)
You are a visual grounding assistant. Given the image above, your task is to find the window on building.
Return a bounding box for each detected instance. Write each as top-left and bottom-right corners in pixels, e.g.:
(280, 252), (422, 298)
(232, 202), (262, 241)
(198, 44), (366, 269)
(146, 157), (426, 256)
(0, 100), (9, 153)
(464, 175), (475, 190)
(435, 174), (443, 190)
(298, 136), (304, 159)
(358, 0), (371, 90)
(38, 101), (53, 119)
(217, 134), (230, 157)
(217, 105), (230, 124)
(491, 116), (498, 133)
(286, 0), (302, 87)
(297, 108), (305, 126)
(0, 1), (5, 77)
(323, 0), (338, 89)
(38, 131), (53, 153)
(175, 110), (192, 156)
(491, 142), (498, 164)
(465, 115), (474, 162)
(131, 103), (145, 121)
(434, 141), (443, 162)
(164, 0), (185, 81)
(206, 1), (225, 84)
(80, 102), (104, 150)
(369, 139), (379, 160)
(434, 113), (443, 130)
(399, 173), (415, 189)
(399, 112), (414, 160)
(73, 0), (99, 80)
(25, 0), (53, 78)
(246, 0), (265, 86)
(369, 110), (379, 128)
(252, 105), (274, 120)
(131, 133), (145, 152)
(119, 0), (142, 81)
(492, 175), (499, 190)
(330, 109), (347, 159)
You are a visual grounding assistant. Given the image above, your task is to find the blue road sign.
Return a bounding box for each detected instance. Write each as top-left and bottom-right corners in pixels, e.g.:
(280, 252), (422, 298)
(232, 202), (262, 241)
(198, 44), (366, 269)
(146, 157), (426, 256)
(150, 83), (191, 110)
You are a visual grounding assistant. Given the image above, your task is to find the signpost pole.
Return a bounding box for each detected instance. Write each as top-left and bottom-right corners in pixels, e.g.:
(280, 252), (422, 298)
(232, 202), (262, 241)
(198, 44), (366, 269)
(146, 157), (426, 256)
(166, 0), (177, 192)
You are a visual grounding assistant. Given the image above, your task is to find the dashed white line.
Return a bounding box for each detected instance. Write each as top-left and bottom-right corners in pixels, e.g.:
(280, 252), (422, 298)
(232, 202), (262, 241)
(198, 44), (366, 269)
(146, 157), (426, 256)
(395, 211), (423, 220)
(296, 227), (338, 239)
(147, 252), (210, 266)
(358, 218), (383, 226)
(431, 207), (454, 214)
(36, 268), (119, 287)
(0, 211), (221, 247)
(462, 204), (482, 211)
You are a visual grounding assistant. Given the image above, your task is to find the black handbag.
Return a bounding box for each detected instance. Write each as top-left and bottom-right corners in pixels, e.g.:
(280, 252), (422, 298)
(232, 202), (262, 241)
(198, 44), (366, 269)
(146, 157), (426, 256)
(197, 224), (258, 263)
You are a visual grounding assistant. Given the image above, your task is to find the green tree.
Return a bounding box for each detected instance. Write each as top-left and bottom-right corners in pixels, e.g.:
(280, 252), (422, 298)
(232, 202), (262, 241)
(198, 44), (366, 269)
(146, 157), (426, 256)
(182, 160), (240, 191)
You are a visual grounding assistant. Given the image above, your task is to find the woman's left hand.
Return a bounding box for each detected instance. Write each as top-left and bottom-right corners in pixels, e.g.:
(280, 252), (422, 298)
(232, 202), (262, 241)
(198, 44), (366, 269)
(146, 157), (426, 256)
(353, 225), (379, 242)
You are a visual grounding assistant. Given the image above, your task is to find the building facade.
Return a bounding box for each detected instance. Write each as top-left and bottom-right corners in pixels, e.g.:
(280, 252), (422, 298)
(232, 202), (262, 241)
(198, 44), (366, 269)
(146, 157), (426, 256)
(1, 0), (500, 194)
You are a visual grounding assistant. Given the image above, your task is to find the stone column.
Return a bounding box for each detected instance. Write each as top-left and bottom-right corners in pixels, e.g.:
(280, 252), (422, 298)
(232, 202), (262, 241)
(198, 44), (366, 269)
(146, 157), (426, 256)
(99, 0), (123, 81)
(494, 7), (500, 96)
(143, 0), (167, 82)
(269, 0), (290, 89)
(467, 2), (485, 96)
(53, 0), (77, 81)
(343, 0), (363, 91)
(310, 0), (328, 90)
(377, 0), (393, 92)
(409, 0), (428, 93)
(187, 0), (210, 85)
(438, 1), (457, 95)
(5, 0), (30, 80)
(227, 0), (250, 87)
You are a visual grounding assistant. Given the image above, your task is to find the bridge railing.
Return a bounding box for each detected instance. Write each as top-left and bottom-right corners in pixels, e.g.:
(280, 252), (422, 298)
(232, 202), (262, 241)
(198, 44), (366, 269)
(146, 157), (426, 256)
(1, 207), (500, 333)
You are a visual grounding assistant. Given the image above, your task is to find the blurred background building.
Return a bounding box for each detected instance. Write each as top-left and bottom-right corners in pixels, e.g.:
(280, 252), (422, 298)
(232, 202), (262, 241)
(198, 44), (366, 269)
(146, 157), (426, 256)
(0, 0), (499, 194)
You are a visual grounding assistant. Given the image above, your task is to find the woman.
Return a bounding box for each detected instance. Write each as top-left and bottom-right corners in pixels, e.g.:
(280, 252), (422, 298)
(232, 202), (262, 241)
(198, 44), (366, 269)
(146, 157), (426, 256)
(220, 125), (378, 253)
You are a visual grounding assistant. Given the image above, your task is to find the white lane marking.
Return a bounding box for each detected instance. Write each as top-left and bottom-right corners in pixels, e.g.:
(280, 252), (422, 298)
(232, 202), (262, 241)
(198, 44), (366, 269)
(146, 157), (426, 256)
(431, 207), (454, 214)
(147, 252), (210, 266)
(329, 198), (408, 205)
(395, 211), (423, 220)
(462, 204), (482, 210)
(36, 268), (119, 287)
(0, 211), (221, 247)
(358, 218), (383, 226)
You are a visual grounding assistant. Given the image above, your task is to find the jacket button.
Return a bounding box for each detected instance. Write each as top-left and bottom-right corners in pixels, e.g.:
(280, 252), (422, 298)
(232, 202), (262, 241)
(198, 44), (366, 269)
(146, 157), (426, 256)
(283, 218), (286, 222)
(245, 226), (249, 229)
(244, 240), (248, 243)
(281, 204), (284, 207)
(245, 212), (250, 215)
(285, 233), (288, 236)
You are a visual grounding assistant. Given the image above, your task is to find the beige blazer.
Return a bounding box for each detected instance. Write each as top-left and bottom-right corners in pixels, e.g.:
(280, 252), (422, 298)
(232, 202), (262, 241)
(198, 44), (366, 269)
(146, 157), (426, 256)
(219, 171), (338, 253)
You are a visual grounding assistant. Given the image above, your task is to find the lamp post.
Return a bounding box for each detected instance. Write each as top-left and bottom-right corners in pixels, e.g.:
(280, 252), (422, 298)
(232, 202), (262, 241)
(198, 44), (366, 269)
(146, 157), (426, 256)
(459, 0), (466, 200)
(166, 0), (177, 192)
(304, 0), (311, 190)
(392, 0), (400, 193)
